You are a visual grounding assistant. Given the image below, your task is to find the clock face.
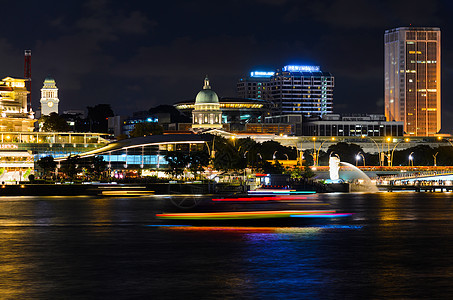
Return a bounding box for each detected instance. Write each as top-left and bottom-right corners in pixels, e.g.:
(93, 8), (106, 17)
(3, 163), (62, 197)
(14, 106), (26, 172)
(47, 101), (54, 108)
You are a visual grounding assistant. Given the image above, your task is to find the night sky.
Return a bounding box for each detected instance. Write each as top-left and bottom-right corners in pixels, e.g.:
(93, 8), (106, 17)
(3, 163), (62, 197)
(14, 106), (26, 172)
(2, 0), (453, 132)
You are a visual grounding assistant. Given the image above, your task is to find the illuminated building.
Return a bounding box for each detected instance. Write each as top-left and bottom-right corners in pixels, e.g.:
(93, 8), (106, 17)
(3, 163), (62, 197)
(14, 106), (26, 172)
(40, 76), (60, 116)
(0, 77), (35, 132)
(192, 76), (222, 131)
(303, 114), (404, 137)
(175, 97), (272, 130)
(384, 27), (441, 136)
(237, 71), (273, 99)
(238, 65), (334, 117)
(0, 75), (109, 182)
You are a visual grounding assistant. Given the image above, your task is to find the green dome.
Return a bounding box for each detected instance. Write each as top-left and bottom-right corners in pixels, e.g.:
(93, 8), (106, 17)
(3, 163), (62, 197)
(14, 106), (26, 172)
(195, 89), (219, 104)
(195, 76), (219, 104)
(44, 75), (55, 82)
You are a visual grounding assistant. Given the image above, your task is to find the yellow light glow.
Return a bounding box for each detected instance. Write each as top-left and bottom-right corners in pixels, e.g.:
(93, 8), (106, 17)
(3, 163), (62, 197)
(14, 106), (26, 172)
(386, 137), (391, 142)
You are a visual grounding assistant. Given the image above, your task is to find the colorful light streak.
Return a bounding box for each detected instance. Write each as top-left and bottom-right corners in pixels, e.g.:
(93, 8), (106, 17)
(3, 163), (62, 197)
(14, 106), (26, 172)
(156, 210), (338, 220)
(248, 190), (316, 195)
(290, 213), (353, 218)
(212, 196), (309, 201)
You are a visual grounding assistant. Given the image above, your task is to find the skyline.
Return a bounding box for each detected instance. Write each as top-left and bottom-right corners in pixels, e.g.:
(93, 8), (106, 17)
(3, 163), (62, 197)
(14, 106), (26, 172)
(2, 0), (453, 132)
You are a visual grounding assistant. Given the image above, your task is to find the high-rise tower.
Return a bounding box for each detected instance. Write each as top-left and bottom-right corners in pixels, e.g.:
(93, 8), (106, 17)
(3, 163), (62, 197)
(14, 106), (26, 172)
(384, 27), (441, 136)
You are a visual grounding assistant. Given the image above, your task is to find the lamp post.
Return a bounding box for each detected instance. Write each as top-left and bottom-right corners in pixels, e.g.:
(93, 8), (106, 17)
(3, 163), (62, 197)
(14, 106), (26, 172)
(356, 153), (365, 166)
(433, 152), (438, 167)
(284, 153), (289, 160)
(390, 138), (410, 167)
(361, 135), (381, 166)
(314, 137), (335, 166)
(273, 151), (278, 161)
(243, 150), (249, 185)
(409, 152), (414, 167)
(312, 137), (317, 166)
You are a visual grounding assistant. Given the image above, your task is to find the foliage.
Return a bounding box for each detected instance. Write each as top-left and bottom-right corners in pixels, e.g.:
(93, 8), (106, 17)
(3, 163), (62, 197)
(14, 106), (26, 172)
(87, 104), (114, 133)
(129, 122), (164, 137)
(259, 140), (297, 160)
(302, 161), (315, 179)
(164, 151), (191, 177)
(37, 156), (57, 178)
(261, 160), (285, 174)
(325, 142), (364, 165)
(40, 113), (70, 132)
(85, 156), (107, 180)
(60, 155), (81, 179)
(187, 151), (210, 179)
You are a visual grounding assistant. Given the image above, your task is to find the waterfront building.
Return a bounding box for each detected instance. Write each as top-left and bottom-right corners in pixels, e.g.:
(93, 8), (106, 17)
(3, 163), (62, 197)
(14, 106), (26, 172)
(384, 27), (441, 136)
(238, 65), (334, 117)
(40, 76), (60, 116)
(0, 77), (35, 132)
(302, 114), (404, 137)
(175, 97), (272, 130)
(192, 76), (222, 131)
(62, 134), (210, 177)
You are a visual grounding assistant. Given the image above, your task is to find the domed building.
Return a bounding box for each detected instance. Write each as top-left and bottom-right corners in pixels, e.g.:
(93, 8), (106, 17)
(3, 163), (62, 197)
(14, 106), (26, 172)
(192, 76), (222, 131)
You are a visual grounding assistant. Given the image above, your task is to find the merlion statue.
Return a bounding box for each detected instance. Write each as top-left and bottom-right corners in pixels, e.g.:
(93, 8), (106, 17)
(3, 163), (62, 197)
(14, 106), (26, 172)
(329, 155), (340, 181)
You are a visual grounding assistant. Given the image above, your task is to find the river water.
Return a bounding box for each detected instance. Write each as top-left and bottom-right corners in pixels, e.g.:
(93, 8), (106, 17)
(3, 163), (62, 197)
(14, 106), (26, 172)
(1, 192), (453, 299)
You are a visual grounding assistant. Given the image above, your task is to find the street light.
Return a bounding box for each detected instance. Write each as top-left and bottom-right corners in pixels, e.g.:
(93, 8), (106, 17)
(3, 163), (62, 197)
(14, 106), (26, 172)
(284, 153), (289, 160)
(361, 135), (382, 166)
(314, 137), (335, 166)
(409, 152), (414, 167)
(433, 152), (438, 166)
(355, 153), (365, 166)
(273, 151), (278, 161)
(390, 138), (410, 167)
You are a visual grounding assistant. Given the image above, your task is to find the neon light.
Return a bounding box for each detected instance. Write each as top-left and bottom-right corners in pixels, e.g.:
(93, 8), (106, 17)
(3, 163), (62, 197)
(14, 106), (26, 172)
(282, 65), (320, 72)
(250, 71), (275, 77)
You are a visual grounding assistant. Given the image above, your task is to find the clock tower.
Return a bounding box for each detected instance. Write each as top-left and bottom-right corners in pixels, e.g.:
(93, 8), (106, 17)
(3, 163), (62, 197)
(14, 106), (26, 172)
(40, 76), (59, 116)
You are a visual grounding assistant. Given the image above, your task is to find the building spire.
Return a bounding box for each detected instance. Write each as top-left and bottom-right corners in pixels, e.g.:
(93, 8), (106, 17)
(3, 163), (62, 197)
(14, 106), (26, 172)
(203, 75), (211, 90)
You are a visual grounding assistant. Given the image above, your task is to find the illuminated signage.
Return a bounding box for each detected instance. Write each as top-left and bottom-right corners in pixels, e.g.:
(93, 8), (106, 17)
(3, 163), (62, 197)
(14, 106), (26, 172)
(250, 71), (275, 77)
(282, 65), (320, 72)
(0, 144), (18, 149)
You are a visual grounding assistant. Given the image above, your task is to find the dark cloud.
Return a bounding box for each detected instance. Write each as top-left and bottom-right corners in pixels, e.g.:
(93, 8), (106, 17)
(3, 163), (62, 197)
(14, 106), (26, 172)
(1, 0), (453, 132)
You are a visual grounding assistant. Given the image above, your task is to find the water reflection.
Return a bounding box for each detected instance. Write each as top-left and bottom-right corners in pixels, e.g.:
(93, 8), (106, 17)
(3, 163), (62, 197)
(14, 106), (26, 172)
(0, 194), (453, 298)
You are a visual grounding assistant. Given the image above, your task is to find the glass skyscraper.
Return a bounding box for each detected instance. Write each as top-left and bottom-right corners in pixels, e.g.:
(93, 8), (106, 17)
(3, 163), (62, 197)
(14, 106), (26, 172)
(238, 65), (334, 117)
(384, 27), (441, 136)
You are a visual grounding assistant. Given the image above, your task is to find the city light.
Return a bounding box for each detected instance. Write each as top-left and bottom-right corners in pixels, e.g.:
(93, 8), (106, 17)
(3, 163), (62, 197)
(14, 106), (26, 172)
(250, 71), (275, 77)
(282, 65), (320, 72)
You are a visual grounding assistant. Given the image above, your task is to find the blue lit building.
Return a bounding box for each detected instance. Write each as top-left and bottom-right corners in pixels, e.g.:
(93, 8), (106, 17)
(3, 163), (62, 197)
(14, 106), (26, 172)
(66, 134), (211, 174)
(238, 65), (334, 117)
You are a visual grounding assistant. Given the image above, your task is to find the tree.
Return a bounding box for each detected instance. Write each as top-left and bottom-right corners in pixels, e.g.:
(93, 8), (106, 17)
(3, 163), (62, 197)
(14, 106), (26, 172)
(40, 113), (70, 132)
(37, 156), (57, 178)
(164, 151), (191, 178)
(129, 123), (164, 138)
(325, 142), (364, 165)
(87, 104), (114, 133)
(86, 156), (107, 180)
(187, 151), (210, 179)
(61, 155), (81, 180)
